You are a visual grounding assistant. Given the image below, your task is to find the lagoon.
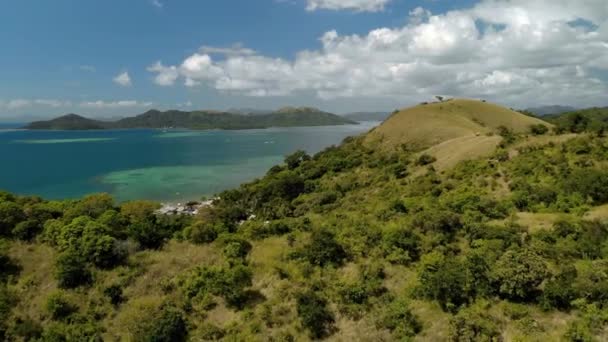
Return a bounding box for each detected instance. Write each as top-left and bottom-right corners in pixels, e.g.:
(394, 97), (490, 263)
(0, 122), (378, 202)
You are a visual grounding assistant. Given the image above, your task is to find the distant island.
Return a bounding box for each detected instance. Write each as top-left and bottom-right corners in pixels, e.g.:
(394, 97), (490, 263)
(24, 107), (357, 130)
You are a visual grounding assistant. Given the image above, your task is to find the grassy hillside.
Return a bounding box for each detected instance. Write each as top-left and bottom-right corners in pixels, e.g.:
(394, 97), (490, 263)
(367, 99), (551, 149)
(3, 99), (608, 341)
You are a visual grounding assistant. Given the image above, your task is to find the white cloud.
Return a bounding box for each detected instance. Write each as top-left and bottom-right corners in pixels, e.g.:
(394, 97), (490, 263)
(0, 99), (72, 109)
(0, 99), (151, 111)
(80, 100), (153, 109)
(147, 61), (179, 86)
(306, 0), (391, 12)
(113, 71), (132, 87)
(149, 0), (608, 107)
(199, 44), (256, 56)
(151, 0), (163, 9)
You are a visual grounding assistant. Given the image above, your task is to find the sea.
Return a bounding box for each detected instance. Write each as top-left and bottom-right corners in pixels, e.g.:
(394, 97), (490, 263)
(0, 122), (378, 202)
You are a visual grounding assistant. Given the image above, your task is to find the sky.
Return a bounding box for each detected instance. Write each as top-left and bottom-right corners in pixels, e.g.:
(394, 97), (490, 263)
(0, 0), (607, 121)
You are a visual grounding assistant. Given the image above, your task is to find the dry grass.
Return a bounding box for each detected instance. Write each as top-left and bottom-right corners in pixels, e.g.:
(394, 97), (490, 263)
(489, 212), (571, 232)
(422, 134), (502, 172)
(124, 240), (220, 298)
(8, 242), (60, 321)
(584, 204), (608, 221)
(367, 99), (551, 149)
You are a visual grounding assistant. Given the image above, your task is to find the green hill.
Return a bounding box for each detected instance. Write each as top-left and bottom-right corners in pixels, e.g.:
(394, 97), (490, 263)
(25, 113), (107, 130)
(544, 107), (608, 134)
(367, 99), (552, 149)
(3, 99), (608, 341)
(24, 108), (356, 130)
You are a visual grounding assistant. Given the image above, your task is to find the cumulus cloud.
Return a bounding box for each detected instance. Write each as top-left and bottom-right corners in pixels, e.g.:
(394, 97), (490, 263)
(148, 0), (608, 107)
(306, 0), (391, 12)
(151, 0), (163, 9)
(113, 71), (132, 87)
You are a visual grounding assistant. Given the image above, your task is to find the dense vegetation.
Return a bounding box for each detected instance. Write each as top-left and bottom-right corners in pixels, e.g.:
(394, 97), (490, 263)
(3, 100), (608, 340)
(546, 107), (608, 136)
(25, 107), (356, 130)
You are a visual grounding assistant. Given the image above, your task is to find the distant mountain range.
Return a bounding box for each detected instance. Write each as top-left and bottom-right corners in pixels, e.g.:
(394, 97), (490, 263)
(24, 107), (357, 130)
(343, 112), (391, 122)
(525, 105), (577, 116)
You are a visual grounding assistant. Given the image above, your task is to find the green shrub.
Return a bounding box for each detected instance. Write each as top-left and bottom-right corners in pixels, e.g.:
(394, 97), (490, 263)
(382, 227), (421, 264)
(185, 221), (218, 244)
(418, 252), (471, 312)
(302, 229), (347, 267)
(530, 124), (549, 135)
(296, 290), (335, 339)
(12, 219), (42, 241)
(449, 303), (502, 341)
(135, 306), (188, 342)
(55, 249), (92, 289)
(183, 265), (253, 309)
(416, 153), (437, 166)
(104, 284), (125, 306)
(377, 299), (422, 340)
(9, 316), (43, 341)
(0, 201), (25, 236)
(491, 249), (549, 301)
(45, 292), (77, 320)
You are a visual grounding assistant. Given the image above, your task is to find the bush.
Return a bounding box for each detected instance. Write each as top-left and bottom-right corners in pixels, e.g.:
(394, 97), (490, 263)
(418, 252), (471, 312)
(185, 221), (218, 244)
(104, 284), (125, 306)
(449, 303), (502, 341)
(296, 290), (335, 339)
(9, 317), (43, 341)
(382, 227), (421, 264)
(416, 153), (437, 166)
(564, 169), (608, 205)
(183, 265), (253, 309)
(491, 249), (549, 301)
(530, 124), (549, 135)
(302, 229), (347, 267)
(0, 201), (25, 236)
(12, 219), (42, 241)
(55, 249), (92, 289)
(135, 306), (188, 342)
(540, 264), (577, 311)
(45, 292), (77, 320)
(377, 299), (422, 339)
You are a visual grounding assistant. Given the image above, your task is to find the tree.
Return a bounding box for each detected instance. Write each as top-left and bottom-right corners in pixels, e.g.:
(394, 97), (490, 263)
(134, 306), (187, 342)
(285, 150), (311, 170)
(303, 229), (347, 267)
(491, 249), (549, 301)
(296, 290), (335, 339)
(55, 249), (92, 289)
(418, 252), (471, 311)
(0, 201), (25, 236)
(185, 221), (218, 244)
(64, 193), (114, 220)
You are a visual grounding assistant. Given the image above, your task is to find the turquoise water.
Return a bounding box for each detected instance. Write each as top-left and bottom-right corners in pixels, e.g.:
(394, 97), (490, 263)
(0, 123), (378, 202)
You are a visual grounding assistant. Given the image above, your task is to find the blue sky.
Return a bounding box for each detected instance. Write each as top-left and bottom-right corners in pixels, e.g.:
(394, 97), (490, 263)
(1, 0), (607, 120)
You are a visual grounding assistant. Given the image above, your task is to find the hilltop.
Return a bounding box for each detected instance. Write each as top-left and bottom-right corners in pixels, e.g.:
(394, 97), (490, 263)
(368, 99), (551, 149)
(24, 108), (356, 130)
(3, 98), (608, 341)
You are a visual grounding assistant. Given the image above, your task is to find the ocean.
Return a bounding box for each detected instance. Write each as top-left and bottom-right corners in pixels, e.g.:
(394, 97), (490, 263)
(0, 122), (378, 202)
